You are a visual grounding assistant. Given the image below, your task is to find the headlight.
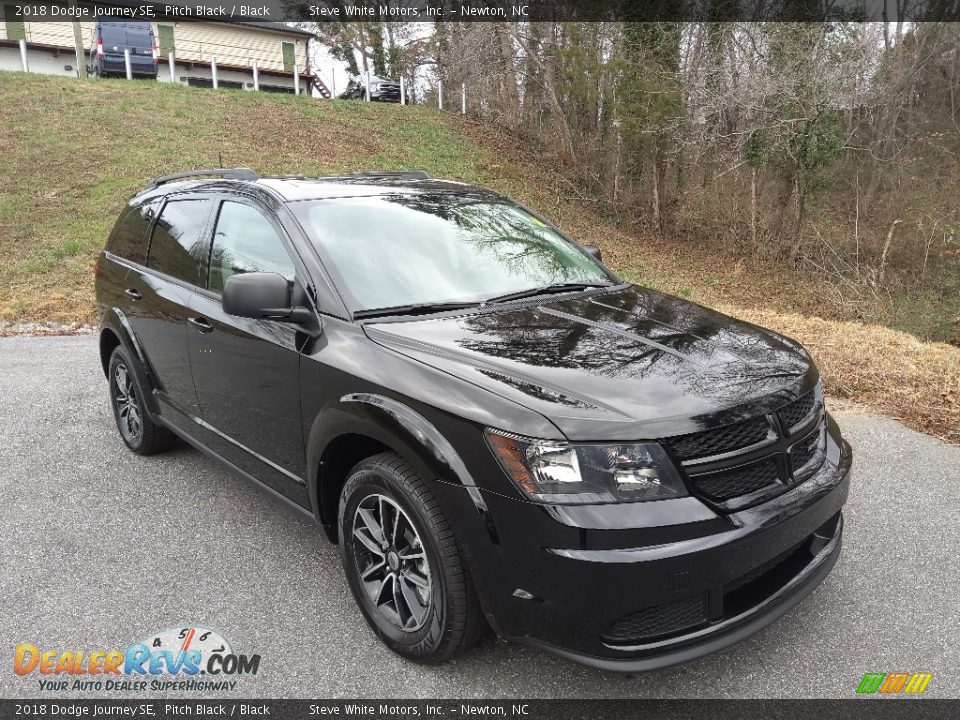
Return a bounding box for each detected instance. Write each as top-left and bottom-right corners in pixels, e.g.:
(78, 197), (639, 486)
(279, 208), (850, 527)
(485, 430), (687, 504)
(370, 83), (381, 91)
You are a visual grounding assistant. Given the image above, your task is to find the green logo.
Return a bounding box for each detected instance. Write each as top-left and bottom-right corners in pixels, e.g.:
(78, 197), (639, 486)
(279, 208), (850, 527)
(857, 672), (933, 695)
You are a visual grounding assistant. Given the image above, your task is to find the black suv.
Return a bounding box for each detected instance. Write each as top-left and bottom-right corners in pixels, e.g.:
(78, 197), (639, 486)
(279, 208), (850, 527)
(95, 169), (851, 670)
(338, 75), (402, 102)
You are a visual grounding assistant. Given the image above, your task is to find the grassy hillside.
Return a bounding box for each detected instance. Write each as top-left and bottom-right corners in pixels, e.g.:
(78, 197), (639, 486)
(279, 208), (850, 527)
(0, 73), (957, 443)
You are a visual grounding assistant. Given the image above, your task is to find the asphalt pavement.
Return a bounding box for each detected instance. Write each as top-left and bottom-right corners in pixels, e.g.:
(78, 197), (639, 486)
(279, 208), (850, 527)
(1, 335), (958, 698)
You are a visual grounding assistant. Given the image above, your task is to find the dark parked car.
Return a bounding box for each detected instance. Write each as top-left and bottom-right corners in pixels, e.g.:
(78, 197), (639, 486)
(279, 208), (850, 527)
(95, 168), (851, 670)
(88, 20), (158, 79)
(339, 74), (402, 102)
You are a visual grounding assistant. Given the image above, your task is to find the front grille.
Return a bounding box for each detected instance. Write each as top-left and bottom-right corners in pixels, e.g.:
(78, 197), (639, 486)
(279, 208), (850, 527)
(790, 431), (820, 473)
(665, 415), (771, 461)
(602, 595), (707, 644)
(689, 456), (782, 502)
(663, 387), (825, 509)
(779, 391), (817, 429)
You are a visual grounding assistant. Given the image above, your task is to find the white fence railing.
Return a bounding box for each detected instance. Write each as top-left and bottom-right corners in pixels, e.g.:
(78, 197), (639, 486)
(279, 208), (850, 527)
(9, 37), (307, 93)
(8, 35), (476, 112)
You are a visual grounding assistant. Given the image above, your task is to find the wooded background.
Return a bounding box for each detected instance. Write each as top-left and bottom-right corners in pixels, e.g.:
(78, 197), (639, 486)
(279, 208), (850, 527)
(309, 20), (960, 343)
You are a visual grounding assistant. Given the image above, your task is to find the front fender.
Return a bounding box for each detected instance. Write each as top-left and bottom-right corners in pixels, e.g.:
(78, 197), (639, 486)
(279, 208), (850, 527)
(305, 393), (488, 527)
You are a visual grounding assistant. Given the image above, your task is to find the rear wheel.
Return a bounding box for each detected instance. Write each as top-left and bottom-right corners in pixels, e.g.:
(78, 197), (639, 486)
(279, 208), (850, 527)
(338, 452), (486, 663)
(108, 346), (175, 455)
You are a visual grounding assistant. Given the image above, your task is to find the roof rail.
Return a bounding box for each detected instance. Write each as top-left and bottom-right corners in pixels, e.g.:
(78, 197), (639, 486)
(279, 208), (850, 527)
(335, 171), (432, 180)
(143, 168), (260, 191)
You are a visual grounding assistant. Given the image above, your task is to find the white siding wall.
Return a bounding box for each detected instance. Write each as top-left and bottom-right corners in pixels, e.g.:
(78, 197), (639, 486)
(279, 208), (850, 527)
(0, 19), (308, 74)
(167, 23), (307, 73)
(1, 20), (95, 48)
(0, 44), (82, 76)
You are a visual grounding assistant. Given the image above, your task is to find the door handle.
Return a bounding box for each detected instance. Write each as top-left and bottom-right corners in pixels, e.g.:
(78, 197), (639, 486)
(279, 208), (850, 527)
(124, 288), (142, 300)
(188, 317), (214, 334)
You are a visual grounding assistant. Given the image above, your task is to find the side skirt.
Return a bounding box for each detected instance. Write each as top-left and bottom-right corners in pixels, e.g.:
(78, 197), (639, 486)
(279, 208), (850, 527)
(155, 414), (319, 526)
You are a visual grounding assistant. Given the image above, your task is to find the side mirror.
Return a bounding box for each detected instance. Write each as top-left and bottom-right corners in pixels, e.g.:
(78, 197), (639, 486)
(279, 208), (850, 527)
(222, 272), (312, 323)
(581, 244), (602, 263)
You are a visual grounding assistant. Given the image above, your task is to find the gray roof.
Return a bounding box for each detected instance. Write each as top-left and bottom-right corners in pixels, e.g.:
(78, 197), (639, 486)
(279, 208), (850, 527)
(135, 173), (497, 204)
(227, 22), (315, 39)
(258, 177), (492, 202)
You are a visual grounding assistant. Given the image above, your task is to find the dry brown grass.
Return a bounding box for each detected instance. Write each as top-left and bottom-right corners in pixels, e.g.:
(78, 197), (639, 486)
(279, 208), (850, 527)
(2, 74), (957, 444)
(720, 309), (959, 444)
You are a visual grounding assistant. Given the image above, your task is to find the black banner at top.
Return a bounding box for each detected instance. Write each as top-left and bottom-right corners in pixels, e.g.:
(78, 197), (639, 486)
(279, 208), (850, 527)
(7, 0), (960, 23)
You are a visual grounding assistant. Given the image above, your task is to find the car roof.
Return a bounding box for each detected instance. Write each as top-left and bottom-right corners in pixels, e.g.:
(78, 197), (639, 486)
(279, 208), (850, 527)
(135, 173), (502, 204)
(257, 176), (495, 201)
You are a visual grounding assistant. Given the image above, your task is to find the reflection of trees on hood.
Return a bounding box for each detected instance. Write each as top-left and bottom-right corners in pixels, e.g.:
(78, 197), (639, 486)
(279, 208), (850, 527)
(454, 287), (809, 407)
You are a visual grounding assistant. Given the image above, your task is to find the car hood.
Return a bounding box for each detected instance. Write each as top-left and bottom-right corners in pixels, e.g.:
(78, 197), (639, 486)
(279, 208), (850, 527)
(364, 286), (817, 441)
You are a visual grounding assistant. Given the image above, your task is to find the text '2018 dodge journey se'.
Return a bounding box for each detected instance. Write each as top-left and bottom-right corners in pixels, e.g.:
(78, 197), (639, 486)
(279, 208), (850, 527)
(95, 168), (851, 671)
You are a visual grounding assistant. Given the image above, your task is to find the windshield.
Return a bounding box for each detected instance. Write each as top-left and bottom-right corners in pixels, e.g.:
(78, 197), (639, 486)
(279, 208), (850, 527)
(292, 195), (615, 313)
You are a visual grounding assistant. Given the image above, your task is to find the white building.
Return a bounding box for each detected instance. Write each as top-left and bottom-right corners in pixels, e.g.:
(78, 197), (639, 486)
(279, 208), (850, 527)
(0, 3), (317, 94)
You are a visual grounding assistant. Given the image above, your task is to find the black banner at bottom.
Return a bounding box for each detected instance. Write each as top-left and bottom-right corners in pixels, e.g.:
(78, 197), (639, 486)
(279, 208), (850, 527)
(0, 699), (957, 720)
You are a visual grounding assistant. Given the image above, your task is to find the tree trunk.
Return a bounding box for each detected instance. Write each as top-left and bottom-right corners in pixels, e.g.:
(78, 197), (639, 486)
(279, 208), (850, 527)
(652, 140), (662, 235)
(767, 168), (796, 258)
(496, 26), (519, 127)
(751, 166), (758, 252)
(788, 189), (806, 264)
(513, 24), (577, 162)
(878, 219), (902, 284)
(519, 23), (543, 133)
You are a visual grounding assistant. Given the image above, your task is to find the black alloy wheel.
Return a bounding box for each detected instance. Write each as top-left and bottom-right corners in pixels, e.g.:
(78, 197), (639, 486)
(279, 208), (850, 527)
(338, 452), (487, 663)
(351, 493), (433, 632)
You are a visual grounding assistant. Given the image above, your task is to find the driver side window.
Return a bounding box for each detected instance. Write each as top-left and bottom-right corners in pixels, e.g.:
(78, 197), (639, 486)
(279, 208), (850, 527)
(207, 201), (295, 294)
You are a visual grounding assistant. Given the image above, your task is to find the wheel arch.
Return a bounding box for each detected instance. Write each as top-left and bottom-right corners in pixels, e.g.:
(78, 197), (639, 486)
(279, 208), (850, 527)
(99, 327), (122, 378)
(307, 394), (479, 543)
(98, 309), (160, 414)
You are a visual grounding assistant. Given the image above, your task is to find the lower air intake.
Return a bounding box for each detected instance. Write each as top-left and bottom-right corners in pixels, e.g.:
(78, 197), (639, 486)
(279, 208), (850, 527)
(602, 595), (708, 644)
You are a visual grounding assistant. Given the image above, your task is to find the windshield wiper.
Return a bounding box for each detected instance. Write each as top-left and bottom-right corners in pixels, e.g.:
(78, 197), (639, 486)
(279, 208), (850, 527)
(354, 282), (613, 319)
(482, 282), (613, 305)
(353, 301), (480, 320)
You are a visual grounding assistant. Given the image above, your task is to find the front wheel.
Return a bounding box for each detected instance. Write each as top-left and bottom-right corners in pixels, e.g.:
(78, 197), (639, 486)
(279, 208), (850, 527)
(338, 452), (486, 663)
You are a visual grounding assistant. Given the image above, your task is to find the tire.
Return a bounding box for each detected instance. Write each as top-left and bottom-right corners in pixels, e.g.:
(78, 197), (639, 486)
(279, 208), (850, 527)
(107, 345), (176, 456)
(338, 452), (486, 663)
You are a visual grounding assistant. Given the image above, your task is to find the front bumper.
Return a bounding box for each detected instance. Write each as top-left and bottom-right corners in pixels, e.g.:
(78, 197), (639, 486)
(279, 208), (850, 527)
(436, 422), (851, 671)
(521, 511), (843, 671)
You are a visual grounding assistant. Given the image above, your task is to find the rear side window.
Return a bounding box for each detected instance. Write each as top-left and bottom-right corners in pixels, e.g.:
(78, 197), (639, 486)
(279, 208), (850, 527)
(107, 200), (159, 263)
(147, 199), (212, 286)
(207, 201), (295, 294)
